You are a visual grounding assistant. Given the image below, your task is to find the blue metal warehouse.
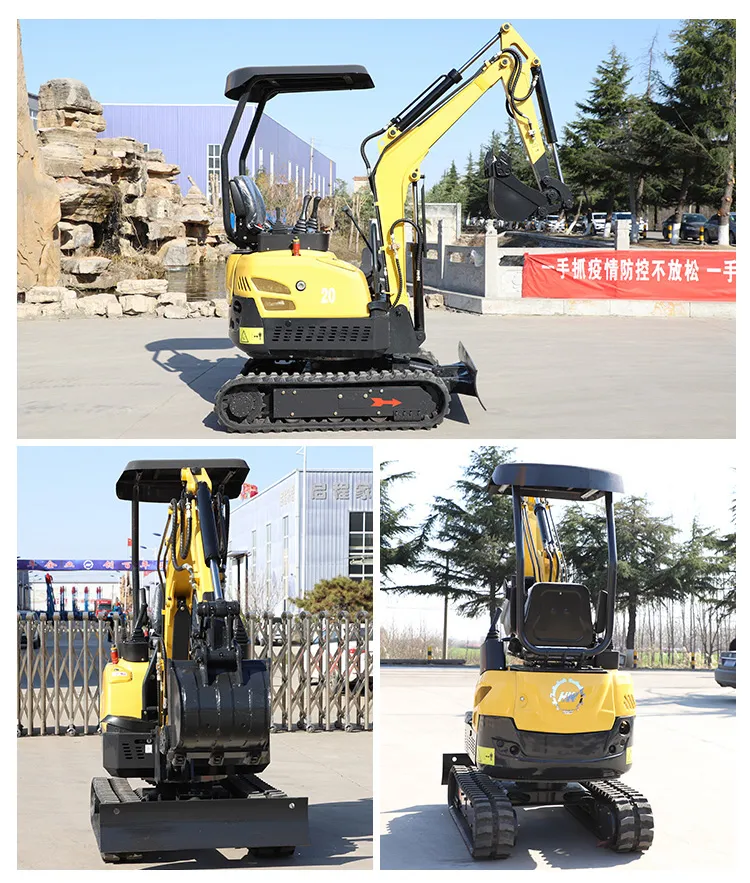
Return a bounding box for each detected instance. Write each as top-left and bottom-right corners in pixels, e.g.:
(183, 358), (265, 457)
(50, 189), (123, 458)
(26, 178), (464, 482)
(226, 469), (373, 614)
(100, 103), (336, 200)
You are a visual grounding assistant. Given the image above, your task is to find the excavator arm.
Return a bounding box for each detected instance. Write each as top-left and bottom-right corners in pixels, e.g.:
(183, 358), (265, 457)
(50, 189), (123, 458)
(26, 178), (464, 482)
(156, 466), (232, 660)
(365, 22), (572, 303)
(520, 496), (566, 584)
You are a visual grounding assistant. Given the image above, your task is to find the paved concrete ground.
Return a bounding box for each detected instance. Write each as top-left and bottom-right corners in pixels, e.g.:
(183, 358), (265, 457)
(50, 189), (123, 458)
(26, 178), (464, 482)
(380, 668), (735, 870)
(17, 731), (372, 870)
(18, 313), (734, 438)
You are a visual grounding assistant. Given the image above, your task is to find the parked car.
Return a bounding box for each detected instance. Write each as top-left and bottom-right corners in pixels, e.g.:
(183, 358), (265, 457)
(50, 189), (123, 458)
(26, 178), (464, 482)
(545, 217), (566, 233)
(715, 649), (736, 688)
(704, 212), (736, 245)
(661, 213), (708, 241)
(306, 626), (373, 689)
(591, 211), (607, 235)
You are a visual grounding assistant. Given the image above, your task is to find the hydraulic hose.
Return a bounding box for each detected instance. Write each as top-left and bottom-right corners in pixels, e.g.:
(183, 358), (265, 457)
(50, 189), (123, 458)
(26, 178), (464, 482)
(387, 217), (423, 306)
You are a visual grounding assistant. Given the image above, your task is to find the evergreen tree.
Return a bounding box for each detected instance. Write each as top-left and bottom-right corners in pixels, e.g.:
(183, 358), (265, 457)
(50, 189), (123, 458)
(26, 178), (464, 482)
(386, 446), (517, 620)
(426, 160), (466, 204)
(380, 462), (422, 583)
(558, 497), (681, 650)
(561, 47), (635, 217)
(656, 19), (736, 243)
(296, 576), (373, 614)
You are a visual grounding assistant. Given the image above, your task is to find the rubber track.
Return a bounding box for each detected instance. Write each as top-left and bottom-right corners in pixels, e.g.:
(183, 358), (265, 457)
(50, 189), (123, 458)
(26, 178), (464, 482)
(578, 779), (654, 852)
(214, 368), (451, 433)
(448, 765), (516, 860)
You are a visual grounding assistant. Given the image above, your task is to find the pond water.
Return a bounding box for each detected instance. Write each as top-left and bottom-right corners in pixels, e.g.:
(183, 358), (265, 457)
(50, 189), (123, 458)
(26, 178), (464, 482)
(166, 262), (227, 301)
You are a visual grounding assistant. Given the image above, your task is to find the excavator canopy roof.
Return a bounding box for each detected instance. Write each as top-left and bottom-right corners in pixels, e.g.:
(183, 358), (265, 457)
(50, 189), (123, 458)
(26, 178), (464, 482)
(117, 460), (250, 503)
(488, 463), (623, 502)
(224, 65), (374, 102)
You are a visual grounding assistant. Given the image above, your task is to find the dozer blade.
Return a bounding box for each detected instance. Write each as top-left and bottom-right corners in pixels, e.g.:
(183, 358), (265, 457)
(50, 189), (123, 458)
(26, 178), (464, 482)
(91, 776), (309, 860)
(434, 342), (486, 410)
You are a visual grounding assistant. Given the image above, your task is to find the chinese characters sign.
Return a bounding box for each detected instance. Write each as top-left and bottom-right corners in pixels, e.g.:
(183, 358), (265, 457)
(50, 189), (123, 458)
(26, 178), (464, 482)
(309, 481), (372, 503)
(17, 559), (157, 572)
(523, 251), (736, 301)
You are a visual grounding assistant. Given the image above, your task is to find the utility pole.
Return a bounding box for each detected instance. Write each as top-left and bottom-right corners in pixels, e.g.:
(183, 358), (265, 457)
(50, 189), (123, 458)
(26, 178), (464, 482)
(309, 137), (315, 195)
(442, 553), (450, 660)
(297, 447), (307, 598)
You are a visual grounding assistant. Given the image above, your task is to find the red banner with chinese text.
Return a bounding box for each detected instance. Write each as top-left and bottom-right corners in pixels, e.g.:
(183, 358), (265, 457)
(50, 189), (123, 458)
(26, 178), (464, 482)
(522, 251), (736, 301)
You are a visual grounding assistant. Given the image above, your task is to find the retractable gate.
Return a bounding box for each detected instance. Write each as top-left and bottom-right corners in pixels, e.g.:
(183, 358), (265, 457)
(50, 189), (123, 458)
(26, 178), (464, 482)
(17, 611), (372, 736)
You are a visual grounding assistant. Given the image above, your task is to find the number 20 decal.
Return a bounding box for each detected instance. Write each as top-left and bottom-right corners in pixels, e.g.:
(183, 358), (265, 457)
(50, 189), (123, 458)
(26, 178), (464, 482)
(321, 287), (336, 304)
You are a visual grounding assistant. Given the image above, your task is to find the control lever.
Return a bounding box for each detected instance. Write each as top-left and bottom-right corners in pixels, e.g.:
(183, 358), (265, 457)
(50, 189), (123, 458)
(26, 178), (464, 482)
(272, 205), (286, 232)
(307, 196), (322, 232)
(293, 194), (312, 234)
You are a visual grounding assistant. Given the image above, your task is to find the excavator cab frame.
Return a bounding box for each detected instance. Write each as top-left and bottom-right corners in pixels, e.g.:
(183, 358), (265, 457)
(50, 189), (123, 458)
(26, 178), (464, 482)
(220, 66), (374, 249)
(488, 462), (623, 663)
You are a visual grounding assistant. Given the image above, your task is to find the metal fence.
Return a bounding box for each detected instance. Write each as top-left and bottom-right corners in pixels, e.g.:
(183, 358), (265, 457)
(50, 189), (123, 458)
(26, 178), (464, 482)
(17, 611), (373, 737)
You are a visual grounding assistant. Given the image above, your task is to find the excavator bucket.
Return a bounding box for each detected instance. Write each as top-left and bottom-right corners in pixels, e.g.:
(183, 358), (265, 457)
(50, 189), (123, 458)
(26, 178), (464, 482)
(91, 775), (309, 860)
(485, 150), (572, 223)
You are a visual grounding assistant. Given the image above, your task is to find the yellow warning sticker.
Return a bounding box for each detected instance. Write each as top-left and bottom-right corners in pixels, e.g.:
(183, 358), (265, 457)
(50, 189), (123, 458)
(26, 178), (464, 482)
(626, 747), (633, 764)
(240, 327), (264, 345)
(477, 746), (495, 766)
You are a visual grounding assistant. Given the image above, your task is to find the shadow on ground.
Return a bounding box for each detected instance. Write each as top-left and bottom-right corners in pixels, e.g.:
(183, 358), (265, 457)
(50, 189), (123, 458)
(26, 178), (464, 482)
(382, 803), (646, 870)
(145, 337), (239, 404)
(124, 798), (372, 869)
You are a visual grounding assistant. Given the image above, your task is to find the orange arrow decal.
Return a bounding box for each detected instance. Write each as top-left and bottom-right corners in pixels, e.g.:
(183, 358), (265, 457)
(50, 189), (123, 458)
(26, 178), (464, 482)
(371, 397), (402, 407)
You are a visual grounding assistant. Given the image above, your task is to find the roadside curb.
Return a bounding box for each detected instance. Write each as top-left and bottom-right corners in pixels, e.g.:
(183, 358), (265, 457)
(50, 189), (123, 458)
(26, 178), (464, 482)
(433, 288), (736, 318)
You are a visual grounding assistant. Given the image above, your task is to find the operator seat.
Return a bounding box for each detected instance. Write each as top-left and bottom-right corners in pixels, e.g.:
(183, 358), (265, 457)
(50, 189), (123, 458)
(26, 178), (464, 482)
(229, 175), (267, 234)
(523, 582), (595, 647)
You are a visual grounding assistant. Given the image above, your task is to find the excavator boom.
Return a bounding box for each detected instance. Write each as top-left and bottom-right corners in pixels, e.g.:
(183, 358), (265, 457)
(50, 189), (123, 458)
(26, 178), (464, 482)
(367, 22), (572, 303)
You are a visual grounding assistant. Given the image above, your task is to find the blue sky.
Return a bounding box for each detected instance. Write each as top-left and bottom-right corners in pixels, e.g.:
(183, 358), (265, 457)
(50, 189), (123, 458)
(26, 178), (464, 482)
(19, 18), (680, 185)
(17, 445), (372, 565)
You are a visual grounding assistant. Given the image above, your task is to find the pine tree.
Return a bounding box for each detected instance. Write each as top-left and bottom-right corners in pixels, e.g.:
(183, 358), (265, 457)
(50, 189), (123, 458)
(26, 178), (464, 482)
(296, 576), (373, 614)
(380, 462), (422, 583)
(425, 160), (466, 205)
(561, 47), (635, 218)
(386, 445), (517, 620)
(657, 19), (736, 243)
(558, 496), (681, 650)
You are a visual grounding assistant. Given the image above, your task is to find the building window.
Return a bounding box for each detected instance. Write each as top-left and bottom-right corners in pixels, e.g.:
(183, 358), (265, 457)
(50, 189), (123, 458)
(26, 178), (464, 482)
(142, 142), (150, 153)
(288, 161), (292, 184)
(250, 529), (257, 589)
(258, 148), (264, 177)
(269, 152), (275, 185)
(295, 165), (299, 195)
(282, 516), (289, 595)
(348, 511), (373, 581)
(207, 144), (221, 206)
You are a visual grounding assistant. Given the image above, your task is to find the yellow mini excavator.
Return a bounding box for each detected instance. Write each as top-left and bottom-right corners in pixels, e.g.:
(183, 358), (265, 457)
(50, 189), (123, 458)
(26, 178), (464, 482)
(213, 23), (572, 432)
(90, 460), (308, 863)
(442, 463), (654, 858)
